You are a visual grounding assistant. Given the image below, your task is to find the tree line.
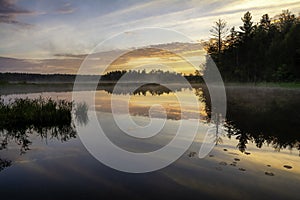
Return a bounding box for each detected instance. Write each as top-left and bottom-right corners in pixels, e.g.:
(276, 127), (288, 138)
(205, 10), (300, 82)
(101, 69), (203, 83)
(0, 71), (203, 84)
(0, 72), (99, 83)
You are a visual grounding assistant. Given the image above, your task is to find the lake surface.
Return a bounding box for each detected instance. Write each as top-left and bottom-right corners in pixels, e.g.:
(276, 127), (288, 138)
(0, 84), (299, 200)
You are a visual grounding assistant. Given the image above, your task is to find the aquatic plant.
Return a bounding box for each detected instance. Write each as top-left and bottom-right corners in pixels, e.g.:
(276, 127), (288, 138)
(0, 96), (76, 154)
(0, 96), (72, 130)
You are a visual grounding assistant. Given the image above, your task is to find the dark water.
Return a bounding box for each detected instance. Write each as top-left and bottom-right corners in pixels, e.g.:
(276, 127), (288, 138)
(0, 85), (299, 200)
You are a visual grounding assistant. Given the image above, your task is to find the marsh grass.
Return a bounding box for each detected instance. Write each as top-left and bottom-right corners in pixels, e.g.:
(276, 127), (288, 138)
(0, 96), (72, 130)
(0, 96), (76, 154)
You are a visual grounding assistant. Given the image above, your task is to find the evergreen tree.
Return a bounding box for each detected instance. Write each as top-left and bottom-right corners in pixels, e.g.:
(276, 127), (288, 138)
(209, 19), (228, 54)
(239, 11), (255, 43)
(204, 10), (300, 82)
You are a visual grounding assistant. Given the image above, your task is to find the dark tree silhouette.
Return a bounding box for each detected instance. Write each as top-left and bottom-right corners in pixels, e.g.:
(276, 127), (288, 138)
(209, 19), (228, 54)
(205, 10), (300, 82)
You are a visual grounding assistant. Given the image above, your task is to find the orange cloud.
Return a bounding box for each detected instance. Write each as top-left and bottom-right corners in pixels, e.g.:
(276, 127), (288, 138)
(105, 42), (206, 75)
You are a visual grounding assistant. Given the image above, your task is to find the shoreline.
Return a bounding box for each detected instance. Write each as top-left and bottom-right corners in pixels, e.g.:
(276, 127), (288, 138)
(1, 81), (300, 96)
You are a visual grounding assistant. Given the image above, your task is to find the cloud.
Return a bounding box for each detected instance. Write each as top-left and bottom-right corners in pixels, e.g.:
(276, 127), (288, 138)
(0, 0), (300, 60)
(54, 53), (87, 59)
(55, 2), (76, 14)
(204, 0), (300, 19)
(0, 42), (205, 74)
(88, 42), (205, 74)
(0, 56), (82, 74)
(0, 0), (35, 26)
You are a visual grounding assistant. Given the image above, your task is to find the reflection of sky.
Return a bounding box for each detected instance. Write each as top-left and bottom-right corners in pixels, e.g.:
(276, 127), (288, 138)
(2, 89), (206, 120)
(0, 0), (300, 73)
(95, 89), (207, 120)
(1, 108), (299, 199)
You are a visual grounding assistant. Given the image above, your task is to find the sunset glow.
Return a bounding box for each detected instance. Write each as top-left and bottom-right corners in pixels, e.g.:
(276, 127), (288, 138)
(1, 0), (299, 74)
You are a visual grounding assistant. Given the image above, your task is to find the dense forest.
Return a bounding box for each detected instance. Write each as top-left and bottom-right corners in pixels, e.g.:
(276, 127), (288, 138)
(100, 69), (203, 83)
(0, 71), (203, 84)
(205, 10), (300, 82)
(0, 73), (98, 83)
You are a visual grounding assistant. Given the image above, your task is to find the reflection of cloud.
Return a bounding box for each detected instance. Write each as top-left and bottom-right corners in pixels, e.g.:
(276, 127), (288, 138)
(0, 0), (36, 26)
(94, 90), (207, 120)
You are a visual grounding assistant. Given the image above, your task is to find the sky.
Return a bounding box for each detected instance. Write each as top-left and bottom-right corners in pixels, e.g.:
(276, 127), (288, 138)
(0, 0), (300, 74)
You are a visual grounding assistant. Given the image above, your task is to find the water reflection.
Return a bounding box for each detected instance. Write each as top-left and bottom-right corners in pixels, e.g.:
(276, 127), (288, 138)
(0, 158), (11, 172)
(209, 113), (225, 146)
(0, 85), (299, 199)
(99, 84), (300, 154)
(224, 88), (300, 153)
(104, 83), (176, 96)
(95, 85), (206, 120)
(0, 127), (77, 171)
(74, 102), (89, 125)
(1, 84), (300, 169)
(198, 85), (300, 153)
(0, 97), (89, 171)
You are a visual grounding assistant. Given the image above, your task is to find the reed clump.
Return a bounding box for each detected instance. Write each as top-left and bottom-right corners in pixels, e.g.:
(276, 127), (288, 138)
(0, 96), (73, 130)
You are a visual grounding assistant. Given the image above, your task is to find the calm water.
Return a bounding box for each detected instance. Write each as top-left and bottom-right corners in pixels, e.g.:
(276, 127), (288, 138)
(0, 85), (300, 200)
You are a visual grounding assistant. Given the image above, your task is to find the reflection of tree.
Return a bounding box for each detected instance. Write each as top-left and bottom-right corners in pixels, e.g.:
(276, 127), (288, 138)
(103, 83), (300, 154)
(0, 126), (76, 154)
(0, 129), (31, 154)
(225, 97), (300, 153)
(213, 113), (224, 145)
(206, 113), (225, 146)
(0, 97), (86, 172)
(103, 83), (183, 96)
(194, 85), (226, 145)
(75, 102), (89, 126)
(196, 86), (300, 153)
(0, 126), (76, 172)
